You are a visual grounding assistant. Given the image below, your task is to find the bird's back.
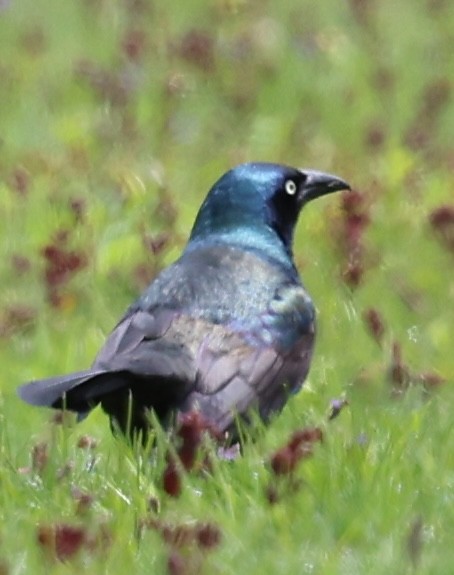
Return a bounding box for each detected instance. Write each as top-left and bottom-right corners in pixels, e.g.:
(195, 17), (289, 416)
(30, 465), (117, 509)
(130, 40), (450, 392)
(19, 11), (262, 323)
(131, 243), (300, 325)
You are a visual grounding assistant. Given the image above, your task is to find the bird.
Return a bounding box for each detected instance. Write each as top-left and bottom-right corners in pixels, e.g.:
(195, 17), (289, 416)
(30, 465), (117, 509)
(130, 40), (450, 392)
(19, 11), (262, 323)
(18, 162), (350, 441)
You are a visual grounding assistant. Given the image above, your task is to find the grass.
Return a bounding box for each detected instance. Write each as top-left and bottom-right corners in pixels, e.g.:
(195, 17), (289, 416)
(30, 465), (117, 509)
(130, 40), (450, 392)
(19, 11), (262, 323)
(0, 0), (453, 573)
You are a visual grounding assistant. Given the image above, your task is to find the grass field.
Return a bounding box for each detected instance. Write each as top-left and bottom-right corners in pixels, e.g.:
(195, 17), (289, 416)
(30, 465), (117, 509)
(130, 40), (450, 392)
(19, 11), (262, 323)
(1, 0), (453, 573)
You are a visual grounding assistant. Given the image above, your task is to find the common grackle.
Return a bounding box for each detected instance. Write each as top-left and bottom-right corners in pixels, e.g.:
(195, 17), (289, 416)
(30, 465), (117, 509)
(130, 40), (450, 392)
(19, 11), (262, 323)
(18, 163), (350, 439)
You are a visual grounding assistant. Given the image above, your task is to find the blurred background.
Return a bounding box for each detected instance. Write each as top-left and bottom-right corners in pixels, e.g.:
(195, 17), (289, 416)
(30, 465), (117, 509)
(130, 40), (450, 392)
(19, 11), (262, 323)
(0, 0), (453, 440)
(0, 1), (454, 573)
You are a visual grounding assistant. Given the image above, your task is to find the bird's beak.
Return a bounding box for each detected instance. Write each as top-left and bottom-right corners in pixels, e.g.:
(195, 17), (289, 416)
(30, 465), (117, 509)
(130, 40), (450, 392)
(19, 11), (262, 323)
(299, 169), (351, 203)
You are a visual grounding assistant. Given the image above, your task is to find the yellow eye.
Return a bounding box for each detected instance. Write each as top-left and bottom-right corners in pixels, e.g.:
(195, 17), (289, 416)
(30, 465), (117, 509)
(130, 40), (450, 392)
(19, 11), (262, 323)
(285, 180), (297, 195)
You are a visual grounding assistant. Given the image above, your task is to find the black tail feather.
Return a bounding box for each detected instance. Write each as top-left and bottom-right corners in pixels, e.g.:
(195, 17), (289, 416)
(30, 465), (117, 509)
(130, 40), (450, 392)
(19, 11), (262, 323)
(18, 369), (114, 413)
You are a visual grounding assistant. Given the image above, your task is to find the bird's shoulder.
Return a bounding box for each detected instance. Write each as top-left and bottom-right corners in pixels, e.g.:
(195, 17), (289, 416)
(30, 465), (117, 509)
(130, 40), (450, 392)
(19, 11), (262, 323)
(229, 283), (315, 350)
(131, 243), (299, 324)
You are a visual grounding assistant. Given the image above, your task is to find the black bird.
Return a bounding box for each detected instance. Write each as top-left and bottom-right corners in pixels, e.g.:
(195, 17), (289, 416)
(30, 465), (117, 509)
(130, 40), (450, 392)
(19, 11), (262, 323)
(18, 163), (350, 439)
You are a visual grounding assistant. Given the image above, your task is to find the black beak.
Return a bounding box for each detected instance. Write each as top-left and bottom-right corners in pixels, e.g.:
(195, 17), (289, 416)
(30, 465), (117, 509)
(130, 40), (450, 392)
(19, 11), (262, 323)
(299, 169), (351, 203)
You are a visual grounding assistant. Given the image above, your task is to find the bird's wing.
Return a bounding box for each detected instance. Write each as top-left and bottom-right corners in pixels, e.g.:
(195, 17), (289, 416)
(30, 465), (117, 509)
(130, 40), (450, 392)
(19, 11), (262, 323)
(19, 286), (315, 435)
(95, 284), (315, 431)
(184, 324), (314, 433)
(94, 308), (196, 381)
(18, 309), (197, 413)
(180, 284), (316, 432)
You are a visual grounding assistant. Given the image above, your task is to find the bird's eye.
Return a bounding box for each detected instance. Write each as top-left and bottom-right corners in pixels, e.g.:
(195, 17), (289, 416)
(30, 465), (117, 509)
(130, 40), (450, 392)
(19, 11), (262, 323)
(285, 179), (297, 196)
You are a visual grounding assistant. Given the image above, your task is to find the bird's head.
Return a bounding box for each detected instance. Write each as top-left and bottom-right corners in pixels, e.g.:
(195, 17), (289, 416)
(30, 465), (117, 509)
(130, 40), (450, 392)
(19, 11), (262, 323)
(188, 163), (350, 266)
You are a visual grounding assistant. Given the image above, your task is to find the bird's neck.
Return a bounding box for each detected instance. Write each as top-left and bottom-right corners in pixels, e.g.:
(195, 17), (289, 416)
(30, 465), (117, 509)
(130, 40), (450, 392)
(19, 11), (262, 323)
(186, 225), (298, 277)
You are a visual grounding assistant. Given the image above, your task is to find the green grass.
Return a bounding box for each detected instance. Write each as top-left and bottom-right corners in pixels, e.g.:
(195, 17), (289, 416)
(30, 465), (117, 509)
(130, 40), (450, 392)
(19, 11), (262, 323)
(1, 0), (453, 573)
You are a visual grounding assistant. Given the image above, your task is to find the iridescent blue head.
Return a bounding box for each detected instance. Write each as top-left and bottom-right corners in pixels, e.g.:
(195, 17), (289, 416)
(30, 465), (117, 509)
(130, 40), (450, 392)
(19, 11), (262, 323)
(188, 162), (350, 268)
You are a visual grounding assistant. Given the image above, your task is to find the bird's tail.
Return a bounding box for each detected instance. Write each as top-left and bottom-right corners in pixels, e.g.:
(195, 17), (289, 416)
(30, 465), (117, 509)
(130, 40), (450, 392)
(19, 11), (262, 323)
(17, 369), (125, 414)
